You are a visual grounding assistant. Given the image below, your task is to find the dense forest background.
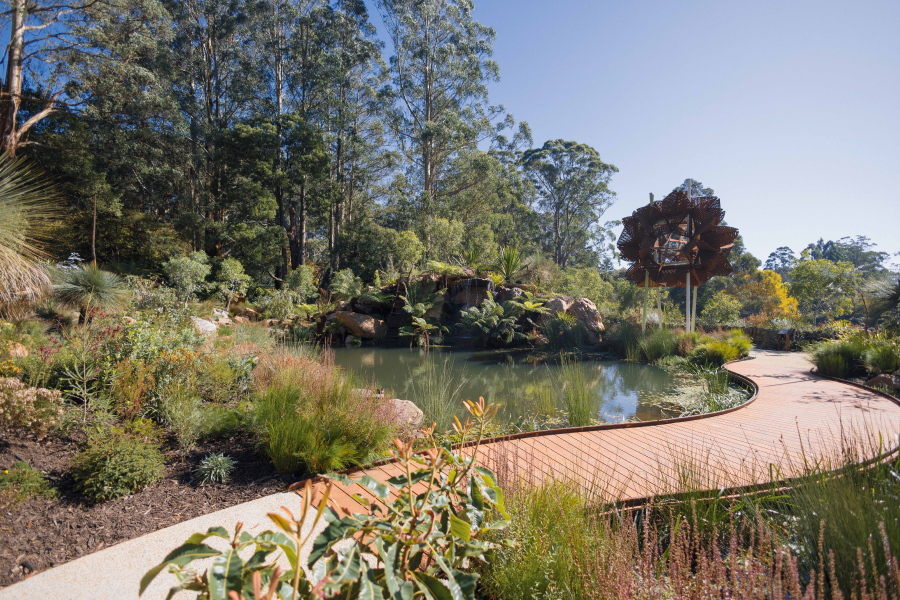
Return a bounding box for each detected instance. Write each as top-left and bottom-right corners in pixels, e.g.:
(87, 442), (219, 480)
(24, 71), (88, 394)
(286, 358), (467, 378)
(2, 0), (896, 326)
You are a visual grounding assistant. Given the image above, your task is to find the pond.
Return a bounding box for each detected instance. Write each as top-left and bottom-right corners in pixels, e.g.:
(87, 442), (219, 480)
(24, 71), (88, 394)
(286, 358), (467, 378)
(332, 347), (680, 431)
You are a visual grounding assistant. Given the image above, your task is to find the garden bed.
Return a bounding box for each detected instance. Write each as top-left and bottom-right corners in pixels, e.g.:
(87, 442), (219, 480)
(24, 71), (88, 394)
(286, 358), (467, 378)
(0, 431), (296, 588)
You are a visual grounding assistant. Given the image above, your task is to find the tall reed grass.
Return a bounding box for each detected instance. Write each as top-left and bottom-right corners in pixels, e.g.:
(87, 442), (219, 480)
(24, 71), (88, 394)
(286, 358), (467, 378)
(251, 348), (396, 474)
(404, 354), (466, 432)
(558, 356), (595, 427)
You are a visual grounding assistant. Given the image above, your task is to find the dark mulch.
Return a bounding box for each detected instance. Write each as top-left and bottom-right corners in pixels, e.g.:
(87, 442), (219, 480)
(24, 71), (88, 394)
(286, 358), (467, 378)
(0, 431), (298, 588)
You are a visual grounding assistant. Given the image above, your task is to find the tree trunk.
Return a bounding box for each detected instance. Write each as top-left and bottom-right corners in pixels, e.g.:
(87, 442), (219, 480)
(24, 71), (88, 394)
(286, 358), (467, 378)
(0, 0), (25, 157)
(91, 196), (98, 266)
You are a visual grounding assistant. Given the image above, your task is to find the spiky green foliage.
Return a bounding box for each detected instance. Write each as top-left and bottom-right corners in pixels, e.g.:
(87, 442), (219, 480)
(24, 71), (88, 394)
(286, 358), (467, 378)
(459, 298), (526, 347)
(53, 264), (129, 321)
(492, 245), (527, 285)
(0, 158), (57, 313)
(865, 341), (900, 373)
(194, 453), (237, 485)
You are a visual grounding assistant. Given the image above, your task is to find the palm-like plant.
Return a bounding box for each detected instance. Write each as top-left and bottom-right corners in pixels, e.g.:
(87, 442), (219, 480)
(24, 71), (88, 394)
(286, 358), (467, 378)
(492, 245), (528, 285)
(399, 316), (447, 348)
(459, 298), (526, 347)
(329, 268), (363, 301)
(453, 248), (482, 271)
(0, 158), (58, 314)
(869, 276), (900, 329)
(54, 264), (129, 323)
(520, 299), (548, 315)
(400, 280), (445, 319)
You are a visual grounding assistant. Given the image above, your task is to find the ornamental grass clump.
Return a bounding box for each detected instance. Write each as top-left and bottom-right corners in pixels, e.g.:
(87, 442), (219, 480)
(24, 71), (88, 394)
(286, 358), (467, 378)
(252, 348), (396, 474)
(864, 340), (900, 373)
(688, 339), (740, 367)
(0, 377), (64, 438)
(480, 436), (900, 599)
(637, 327), (679, 362)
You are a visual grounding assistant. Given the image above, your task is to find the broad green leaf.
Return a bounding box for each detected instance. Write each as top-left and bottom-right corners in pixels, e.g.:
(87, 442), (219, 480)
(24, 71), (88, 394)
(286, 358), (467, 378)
(467, 481), (485, 528)
(253, 531), (298, 566)
(474, 467), (497, 487)
(163, 580), (204, 600)
(330, 545), (362, 584)
(449, 513), (471, 542)
(413, 572), (454, 600)
(209, 548), (243, 600)
(183, 527), (230, 545)
(310, 518), (353, 568)
(359, 571), (384, 600)
(139, 544), (219, 595)
(267, 512), (293, 534)
(433, 555), (467, 600)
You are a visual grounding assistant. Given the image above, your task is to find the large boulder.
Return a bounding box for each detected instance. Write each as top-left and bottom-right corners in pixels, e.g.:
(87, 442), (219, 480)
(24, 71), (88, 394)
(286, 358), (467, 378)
(545, 296), (573, 314)
(495, 286), (524, 303)
(191, 316), (218, 336)
(867, 373), (900, 391)
(569, 298), (605, 344)
(335, 311), (387, 339)
(390, 398), (425, 428)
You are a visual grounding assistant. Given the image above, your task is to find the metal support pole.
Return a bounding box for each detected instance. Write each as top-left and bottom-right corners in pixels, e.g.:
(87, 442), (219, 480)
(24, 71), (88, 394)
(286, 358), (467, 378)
(641, 192), (654, 333)
(642, 271), (649, 332)
(686, 273), (691, 332)
(657, 286), (662, 327)
(692, 283), (698, 332)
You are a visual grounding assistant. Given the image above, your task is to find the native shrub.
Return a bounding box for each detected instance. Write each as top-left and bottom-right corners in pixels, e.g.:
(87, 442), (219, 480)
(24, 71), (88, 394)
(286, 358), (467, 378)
(0, 461), (58, 506)
(0, 377), (64, 438)
(864, 340), (900, 373)
(71, 429), (164, 502)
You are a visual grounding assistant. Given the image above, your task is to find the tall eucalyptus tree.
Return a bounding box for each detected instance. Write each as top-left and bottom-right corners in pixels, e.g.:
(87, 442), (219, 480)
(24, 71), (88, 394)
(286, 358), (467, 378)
(374, 0), (513, 234)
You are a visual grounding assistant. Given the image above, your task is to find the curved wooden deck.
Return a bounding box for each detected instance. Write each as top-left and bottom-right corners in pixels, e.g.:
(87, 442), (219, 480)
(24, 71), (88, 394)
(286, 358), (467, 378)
(324, 350), (900, 510)
(7, 350), (900, 600)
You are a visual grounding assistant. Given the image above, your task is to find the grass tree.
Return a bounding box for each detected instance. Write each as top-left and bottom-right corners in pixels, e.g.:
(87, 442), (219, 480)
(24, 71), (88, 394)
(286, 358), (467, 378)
(0, 158), (57, 315)
(54, 264), (129, 323)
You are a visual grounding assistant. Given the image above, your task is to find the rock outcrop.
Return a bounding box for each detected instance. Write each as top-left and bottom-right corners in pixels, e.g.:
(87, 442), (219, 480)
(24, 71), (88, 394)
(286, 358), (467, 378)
(545, 296), (573, 314)
(867, 373), (900, 391)
(569, 298), (605, 343)
(390, 398), (425, 428)
(191, 316), (218, 336)
(495, 286), (524, 303)
(335, 311), (387, 339)
(452, 288), (492, 306)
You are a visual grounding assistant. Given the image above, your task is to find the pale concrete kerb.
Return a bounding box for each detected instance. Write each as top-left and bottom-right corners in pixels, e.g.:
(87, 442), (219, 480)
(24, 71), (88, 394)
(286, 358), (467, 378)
(0, 489), (328, 600)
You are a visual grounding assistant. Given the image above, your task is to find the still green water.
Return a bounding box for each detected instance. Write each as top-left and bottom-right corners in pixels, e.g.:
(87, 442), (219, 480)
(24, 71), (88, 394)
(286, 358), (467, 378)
(332, 347), (678, 428)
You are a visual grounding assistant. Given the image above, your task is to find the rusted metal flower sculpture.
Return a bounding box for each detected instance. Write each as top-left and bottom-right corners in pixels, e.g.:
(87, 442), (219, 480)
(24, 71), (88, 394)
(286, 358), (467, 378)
(617, 190), (738, 288)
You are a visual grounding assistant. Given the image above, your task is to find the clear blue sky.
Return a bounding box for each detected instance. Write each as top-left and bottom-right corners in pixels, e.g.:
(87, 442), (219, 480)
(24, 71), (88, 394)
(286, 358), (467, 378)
(367, 0), (900, 267)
